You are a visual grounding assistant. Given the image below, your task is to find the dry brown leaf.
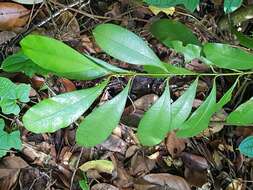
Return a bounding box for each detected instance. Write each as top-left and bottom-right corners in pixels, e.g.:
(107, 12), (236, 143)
(130, 152), (156, 176)
(184, 167), (208, 187)
(180, 152), (209, 171)
(0, 2), (30, 31)
(134, 173), (191, 190)
(0, 156), (28, 190)
(91, 183), (119, 190)
(100, 134), (127, 154)
(166, 131), (188, 158)
(58, 78), (76, 92)
(0, 31), (16, 44)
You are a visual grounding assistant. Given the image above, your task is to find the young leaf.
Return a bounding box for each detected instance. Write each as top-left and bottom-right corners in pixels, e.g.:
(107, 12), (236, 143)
(144, 0), (199, 12)
(137, 81), (171, 146)
(2, 51), (49, 77)
(176, 82), (217, 138)
(224, 0), (242, 13)
(227, 97), (253, 125)
(20, 35), (110, 80)
(93, 24), (166, 71)
(0, 77), (30, 115)
(76, 81), (130, 147)
(23, 80), (108, 133)
(150, 19), (201, 46)
(170, 79), (198, 130)
(239, 136), (253, 157)
(203, 43), (253, 70)
(0, 119), (22, 158)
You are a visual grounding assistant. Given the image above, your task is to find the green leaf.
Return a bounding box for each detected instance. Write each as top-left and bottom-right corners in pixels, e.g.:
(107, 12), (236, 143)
(0, 119), (22, 158)
(84, 54), (131, 74)
(23, 80), (108, 133)
(203, 43), (253, 70)
(239, 136), (253, 157)
(1, 52), (49, 77)
(150, 19), (201, 46)
(170, 79), (198, 130)
(137, 81), (171, 146)
(144, 0), (199, 12)
(215, 80), (238, 112)
(76, 81), (130, 147)
(93, 24), (166, 71)
(143, 61), (195, 75)
(233, 29), (253, 50)
(170, 41), (202, 62)
(176, 82), (217, 138)
(20, 35), (110, 80)
(224, 0), (242, 13)
(227, 97), (253, 125)
(0, 77), (30, 115)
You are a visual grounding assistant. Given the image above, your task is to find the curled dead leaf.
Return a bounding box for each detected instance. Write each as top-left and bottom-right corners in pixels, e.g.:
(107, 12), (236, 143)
(79, 160), (114, 174)
(0, 2), (30, 31)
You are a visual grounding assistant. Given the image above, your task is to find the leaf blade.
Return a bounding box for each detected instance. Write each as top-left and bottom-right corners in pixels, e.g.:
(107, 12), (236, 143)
(76, 81), (130, 147)
(23, 80), (108, 133)
(20, 35), (109, 80)
(137, 81), (171, 146)
(176, 82), (217, 138)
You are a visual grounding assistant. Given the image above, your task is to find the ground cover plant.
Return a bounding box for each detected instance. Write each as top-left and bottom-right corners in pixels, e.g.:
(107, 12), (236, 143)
(1, 0), (253, 189)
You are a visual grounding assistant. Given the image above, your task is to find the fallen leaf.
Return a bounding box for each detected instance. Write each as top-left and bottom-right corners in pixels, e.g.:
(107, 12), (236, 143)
(58, 78), (76, 92)
(79, 160), (114, 174)
(134, 173), (191, 190)
(149, 5), (175, 15)
(0, 31), (16, 44)
(180, 152), (209, 171)
(166, 131), (188, 157)
(0, 2), (30, 31)
(11, 0), (43, 5)
(91, 183), (119, 190)
(100, 134), (127, 154)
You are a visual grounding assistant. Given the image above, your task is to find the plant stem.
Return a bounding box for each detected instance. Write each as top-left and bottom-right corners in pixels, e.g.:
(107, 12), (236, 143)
(110, 71), (253, 78)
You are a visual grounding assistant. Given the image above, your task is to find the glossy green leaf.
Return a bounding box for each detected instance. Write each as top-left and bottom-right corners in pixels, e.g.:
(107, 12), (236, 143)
(227, 97), (253, 125)
(239, 136), (253, 157)
(203, 43), (253, 70)
(76, 81), (130, 147)
(171, 41), (202, 62)
(2, 52), (49, 77)
(224, 0), (242, 13)
(176, 82), (217, 138)
(0, 119), (22, 158)
(143, 61), (195, 75)
(84, 54), (131, 74)
(144, 0), (199, 12)
(23, 80), (108, 134)
(215, 80), (238, 112)
(150, 19), (201, 46)
(0, 77), (30, 115)
(20, 35), (109, 80)
(93, 24), (166, 71)
(137, 81), (171, 146)
(170, 79), (198, 130)
(233, 29), (253, 50)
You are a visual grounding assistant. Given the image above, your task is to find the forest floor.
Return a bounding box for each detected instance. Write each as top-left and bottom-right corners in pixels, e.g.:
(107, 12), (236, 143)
(0, 0), (253, 189)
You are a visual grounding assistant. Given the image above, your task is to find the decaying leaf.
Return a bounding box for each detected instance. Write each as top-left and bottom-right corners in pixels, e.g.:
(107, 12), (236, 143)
(0, 2), (30, 31)
(91, 183), (119, 190)
(134, 173), (191, 190)
(79, 160), (114, 174)
(166, 131), (188, 157)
